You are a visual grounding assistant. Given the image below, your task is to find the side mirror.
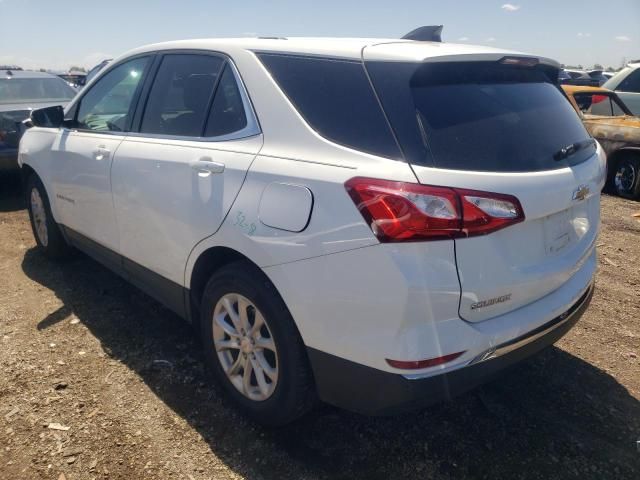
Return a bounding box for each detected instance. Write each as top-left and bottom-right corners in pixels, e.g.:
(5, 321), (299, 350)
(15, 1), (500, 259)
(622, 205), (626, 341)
(30, 105), (65, 128)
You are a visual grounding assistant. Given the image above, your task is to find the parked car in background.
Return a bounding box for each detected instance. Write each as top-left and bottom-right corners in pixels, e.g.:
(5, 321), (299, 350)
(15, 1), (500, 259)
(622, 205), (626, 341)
(85, 59), (112, 86)
(603, 62), (640, 116)
(562, 85), (640, 198)
(0, 70), (76, 171)
(19, 31), (603, 425)
(58, 70), (87, 88)
(561, 69), (607, 87)
(557, 69), (572, 84)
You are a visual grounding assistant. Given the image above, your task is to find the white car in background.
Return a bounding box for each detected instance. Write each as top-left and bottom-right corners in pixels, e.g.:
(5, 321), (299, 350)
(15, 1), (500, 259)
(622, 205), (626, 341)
(604, 62), (640, 115)
(18, 27), (604, 425)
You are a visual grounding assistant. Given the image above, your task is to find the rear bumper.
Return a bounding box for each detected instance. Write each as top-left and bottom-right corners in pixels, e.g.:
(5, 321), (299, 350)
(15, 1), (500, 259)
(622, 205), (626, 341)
(307, 282), (593, 416)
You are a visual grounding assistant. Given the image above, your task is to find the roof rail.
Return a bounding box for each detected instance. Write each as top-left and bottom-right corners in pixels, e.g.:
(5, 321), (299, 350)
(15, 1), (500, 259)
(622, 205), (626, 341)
(401, 25), (443, 42)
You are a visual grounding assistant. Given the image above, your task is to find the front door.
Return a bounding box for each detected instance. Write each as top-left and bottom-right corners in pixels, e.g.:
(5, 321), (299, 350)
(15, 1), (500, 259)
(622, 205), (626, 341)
(51, 56), (151, 252)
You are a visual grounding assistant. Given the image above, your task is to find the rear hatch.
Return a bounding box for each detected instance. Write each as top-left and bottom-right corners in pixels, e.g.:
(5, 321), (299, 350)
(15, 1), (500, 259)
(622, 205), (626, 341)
(364, 44), (604, 322)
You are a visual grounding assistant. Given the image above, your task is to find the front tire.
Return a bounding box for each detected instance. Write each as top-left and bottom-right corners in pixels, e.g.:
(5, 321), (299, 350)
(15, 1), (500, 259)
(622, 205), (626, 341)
(25, 174), (71, 259)
(199, 261), (316, 426)
(613, 154), (640, 199)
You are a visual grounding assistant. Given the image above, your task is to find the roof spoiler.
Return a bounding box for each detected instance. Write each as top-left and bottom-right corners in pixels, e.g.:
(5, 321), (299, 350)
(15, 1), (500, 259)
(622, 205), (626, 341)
(401, 25), (443, 42)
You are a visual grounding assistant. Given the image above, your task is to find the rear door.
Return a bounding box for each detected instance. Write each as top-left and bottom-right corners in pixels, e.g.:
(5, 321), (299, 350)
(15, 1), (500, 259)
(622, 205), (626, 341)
(111, 53), (262, 285)
(364, 49), (605, 322)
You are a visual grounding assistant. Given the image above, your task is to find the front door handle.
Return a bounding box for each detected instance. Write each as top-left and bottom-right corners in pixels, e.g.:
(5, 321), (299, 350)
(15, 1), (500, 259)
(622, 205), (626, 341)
(93, 145), (110, 161)
(191, 156), (225, 177)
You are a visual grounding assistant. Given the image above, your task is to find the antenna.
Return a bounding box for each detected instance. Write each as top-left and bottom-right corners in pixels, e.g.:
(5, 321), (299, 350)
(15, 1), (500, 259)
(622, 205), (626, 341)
(401, 25), (443, 42)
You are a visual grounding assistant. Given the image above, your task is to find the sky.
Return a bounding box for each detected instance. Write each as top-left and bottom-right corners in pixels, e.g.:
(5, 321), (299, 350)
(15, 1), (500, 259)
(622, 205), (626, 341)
(1, 0), (638, 71)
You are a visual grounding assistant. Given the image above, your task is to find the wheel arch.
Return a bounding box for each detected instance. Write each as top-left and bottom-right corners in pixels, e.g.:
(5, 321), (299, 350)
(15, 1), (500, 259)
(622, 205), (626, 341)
(608, 147), (640, 168)
(188, 246), (272, 326)
(20, 163), (38, 188)
(606, 147), (640, 181)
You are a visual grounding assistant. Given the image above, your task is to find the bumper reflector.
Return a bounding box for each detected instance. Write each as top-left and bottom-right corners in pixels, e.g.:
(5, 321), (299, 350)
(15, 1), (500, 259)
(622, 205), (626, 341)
(386, 351), (465, 370)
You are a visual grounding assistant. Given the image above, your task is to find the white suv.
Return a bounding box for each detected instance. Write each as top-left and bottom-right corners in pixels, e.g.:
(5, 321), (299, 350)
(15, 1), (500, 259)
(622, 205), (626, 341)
(19, 32), (605, 425)
(603, 62), (640, 116)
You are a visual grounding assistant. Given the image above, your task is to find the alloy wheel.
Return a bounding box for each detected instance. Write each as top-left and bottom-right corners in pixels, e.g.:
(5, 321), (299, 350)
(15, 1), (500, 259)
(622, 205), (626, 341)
(30, 187), (48, 247)
(615, 161), (637, 195)
(212, 293), (278, 401)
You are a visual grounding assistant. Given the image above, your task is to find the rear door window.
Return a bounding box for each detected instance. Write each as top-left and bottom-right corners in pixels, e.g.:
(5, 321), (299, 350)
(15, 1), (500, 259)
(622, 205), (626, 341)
(258, 53), (401, 159)
(366, 61), (594, 172)
(140, 54), (224, 137)
(204, 65), (248, 137)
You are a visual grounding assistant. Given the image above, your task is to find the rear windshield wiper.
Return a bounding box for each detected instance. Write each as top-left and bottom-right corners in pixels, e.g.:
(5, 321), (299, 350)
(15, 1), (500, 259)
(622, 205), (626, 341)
(553, 138), (596, 161)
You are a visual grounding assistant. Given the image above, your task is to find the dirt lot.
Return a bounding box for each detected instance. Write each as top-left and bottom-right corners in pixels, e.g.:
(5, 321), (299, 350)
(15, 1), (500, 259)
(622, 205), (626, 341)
(0, 172), (639, 480)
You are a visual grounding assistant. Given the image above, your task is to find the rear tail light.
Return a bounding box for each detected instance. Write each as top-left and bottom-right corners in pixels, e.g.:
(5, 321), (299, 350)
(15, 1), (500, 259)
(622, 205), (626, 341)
(345, 177), (524, 242)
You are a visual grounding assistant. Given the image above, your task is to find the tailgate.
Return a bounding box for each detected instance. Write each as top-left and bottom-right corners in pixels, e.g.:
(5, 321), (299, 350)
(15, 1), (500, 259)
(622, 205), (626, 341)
(411, 157), (603, 321)
(364, 47), (606, 321)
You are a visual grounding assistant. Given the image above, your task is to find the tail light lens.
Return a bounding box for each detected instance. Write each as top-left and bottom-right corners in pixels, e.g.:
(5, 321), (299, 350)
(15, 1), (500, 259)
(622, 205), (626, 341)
(345, 177), (524, 242)
(386, 351), (465, 370)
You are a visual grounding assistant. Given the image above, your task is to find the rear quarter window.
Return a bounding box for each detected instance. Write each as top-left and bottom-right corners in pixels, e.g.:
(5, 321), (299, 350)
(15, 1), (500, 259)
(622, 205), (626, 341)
(257, 53), (401, 159)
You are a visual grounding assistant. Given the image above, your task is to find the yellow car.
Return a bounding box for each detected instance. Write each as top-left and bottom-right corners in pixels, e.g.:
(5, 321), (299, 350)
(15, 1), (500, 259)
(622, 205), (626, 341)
(562, 85), (640, 199)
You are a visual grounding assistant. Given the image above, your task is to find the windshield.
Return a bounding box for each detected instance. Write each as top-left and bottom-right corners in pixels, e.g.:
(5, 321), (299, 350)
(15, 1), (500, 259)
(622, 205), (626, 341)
(366, 61), (594, 172)
(0, 77), (76, 105)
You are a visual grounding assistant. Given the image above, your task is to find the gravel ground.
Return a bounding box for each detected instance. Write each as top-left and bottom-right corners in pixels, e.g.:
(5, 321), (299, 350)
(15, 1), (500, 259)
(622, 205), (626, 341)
(1, 172), (639, 480)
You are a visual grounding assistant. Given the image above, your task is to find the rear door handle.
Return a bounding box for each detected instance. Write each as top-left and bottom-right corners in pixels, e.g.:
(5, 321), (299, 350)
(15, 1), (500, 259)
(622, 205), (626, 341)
(93, 145), (110, 161)
(191, 156), (225, 176)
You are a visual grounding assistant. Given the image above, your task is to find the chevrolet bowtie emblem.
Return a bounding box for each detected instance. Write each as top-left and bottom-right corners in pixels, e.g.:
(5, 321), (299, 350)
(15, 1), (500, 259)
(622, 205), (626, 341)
(572, 184), (590, 202)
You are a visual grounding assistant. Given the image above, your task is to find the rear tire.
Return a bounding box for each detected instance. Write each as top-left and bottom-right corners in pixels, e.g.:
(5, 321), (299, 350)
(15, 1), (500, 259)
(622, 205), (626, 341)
(25, 174), (71, 259)
(612, 154), (640, 199)
(199, 261), (316, 426)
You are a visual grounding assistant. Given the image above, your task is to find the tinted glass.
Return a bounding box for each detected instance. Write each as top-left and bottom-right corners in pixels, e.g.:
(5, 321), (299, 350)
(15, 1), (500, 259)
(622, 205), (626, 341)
(77, 57), (148, 132)
(204, 65), (247, 137)
(574, 93), (626, 116)
(367, 61), (593, 172)
(258, 54), (400, 159)
(141, 54), (224, 137)
(618, 69), (640, 93)
(0, 78), (75, 104)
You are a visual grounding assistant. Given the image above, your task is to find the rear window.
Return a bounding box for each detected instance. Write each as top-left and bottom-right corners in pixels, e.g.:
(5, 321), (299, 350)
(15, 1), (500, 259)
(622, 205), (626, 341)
(258, 53), (401, 159)
(0, 77), (75, 104)
(366, 61), (594, 172)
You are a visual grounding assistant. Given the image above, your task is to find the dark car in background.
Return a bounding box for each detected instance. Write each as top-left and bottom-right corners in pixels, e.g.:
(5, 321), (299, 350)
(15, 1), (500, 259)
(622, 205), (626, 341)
(0, 69), (76, 171)
(561, 69), (607, 87)
(85, 59), (112, 86)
